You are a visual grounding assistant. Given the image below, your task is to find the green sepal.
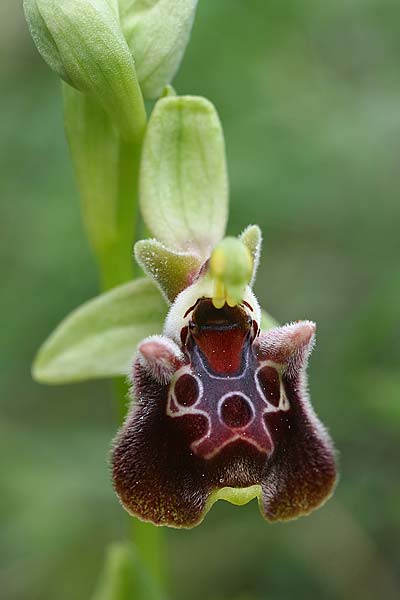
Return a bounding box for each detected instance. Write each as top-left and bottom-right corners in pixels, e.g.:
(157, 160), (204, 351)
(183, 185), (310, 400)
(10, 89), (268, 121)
(32, 278), (167, 384)
(135, 239), (202, 303)
(140, 95), (228, 258)
(24, 0), (146, 141)
(240, 224), (262, 285)
(120, 0), (198, 99)
(92, 542), (163, 600)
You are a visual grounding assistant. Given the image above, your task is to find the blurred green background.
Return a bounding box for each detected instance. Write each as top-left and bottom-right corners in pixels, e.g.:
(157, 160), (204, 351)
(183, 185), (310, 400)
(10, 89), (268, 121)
(1, 1), (400, 598)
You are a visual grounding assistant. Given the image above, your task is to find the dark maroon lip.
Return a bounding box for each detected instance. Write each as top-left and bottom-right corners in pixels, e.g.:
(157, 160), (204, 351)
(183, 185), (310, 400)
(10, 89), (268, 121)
(113, 319), (336, 527)
(191, 298), (251, 332)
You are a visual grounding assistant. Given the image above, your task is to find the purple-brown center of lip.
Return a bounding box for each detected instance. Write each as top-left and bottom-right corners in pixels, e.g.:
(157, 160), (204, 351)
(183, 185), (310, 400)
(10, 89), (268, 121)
(220, 394), (253, 428)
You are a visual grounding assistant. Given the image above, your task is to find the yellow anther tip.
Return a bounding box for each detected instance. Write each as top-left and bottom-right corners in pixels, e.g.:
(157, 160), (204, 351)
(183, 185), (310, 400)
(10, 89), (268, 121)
(212, 297), (226, 309)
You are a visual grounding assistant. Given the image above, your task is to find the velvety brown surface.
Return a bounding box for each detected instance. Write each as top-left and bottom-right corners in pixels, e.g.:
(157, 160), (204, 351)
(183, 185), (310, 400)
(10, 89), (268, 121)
(113, 315), (336, 527)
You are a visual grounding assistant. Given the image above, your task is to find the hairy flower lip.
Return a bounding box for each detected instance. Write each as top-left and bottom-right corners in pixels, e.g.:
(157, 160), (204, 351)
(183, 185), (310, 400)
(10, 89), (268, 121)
(112, 310), (337, 527)
(111, 213), (336, 527)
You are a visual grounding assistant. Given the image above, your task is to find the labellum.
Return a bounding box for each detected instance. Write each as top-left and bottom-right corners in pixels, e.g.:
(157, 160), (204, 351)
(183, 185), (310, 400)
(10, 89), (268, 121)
(112, 236), (337, 528)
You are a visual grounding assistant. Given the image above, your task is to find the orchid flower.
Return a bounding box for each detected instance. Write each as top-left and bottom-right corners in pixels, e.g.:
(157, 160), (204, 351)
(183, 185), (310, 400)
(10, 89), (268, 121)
(111, 97), (337, 528)
(31, 93), (336, 529)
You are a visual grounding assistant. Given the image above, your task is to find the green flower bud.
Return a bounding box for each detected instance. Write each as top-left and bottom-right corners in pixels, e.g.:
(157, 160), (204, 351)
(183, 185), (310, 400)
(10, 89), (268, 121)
(119, 0), (198, 99)
(24, 0), (146, 141)
(210, 237), (253, 308)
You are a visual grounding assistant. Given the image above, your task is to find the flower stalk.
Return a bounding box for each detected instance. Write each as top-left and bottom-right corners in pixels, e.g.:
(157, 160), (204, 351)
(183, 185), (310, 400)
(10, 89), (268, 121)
(63, 85), (144, 289)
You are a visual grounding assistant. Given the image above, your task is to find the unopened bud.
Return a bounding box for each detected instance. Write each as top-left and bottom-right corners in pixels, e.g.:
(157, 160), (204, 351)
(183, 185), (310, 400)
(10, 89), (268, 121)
(24, 0), (146, 141)
(120, 0), (198, 99)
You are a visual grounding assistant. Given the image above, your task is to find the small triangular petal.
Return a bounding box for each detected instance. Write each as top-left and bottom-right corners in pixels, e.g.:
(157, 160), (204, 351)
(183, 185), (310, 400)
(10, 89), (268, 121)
(240, 224), (262, 285)
(135, 239), (202, 303)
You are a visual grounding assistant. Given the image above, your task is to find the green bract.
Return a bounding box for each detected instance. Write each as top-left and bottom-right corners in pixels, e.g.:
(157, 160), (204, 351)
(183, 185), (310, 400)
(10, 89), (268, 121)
(33, 279), (167, 384)
(120, 0), (198, 99)
(24, 0), (146, 141)
(140, 95), (228, 259)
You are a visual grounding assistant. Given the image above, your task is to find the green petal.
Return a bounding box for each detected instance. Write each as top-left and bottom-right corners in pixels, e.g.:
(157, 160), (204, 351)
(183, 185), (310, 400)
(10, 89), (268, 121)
(135, 239), (202, 302)
(33, 279), (167, 384)
(92, 542), (162, 600)
(120, 0), (198, 99)
(140, 95), (228, 258)
(240, 224), (262, 285)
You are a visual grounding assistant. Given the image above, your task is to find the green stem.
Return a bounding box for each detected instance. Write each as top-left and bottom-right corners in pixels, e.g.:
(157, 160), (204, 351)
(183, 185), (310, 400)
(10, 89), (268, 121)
(97, 138), (142, 290)
(131, 519), (167, 590)
(63, 83), (146, 290)
(101, 133), (168, 595)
